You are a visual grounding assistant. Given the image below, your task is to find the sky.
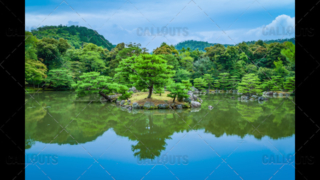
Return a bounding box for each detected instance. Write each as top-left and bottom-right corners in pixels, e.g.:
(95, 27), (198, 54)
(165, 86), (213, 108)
(25, 0), (295, 52)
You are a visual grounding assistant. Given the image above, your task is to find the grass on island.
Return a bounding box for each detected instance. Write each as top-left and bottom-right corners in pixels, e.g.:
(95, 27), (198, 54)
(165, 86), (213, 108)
(130, 91), (186, 106)
(273, 91), (291, 94)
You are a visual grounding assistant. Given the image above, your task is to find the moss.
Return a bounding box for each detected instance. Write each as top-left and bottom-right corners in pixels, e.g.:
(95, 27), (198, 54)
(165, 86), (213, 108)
(183, 103), (190, 108)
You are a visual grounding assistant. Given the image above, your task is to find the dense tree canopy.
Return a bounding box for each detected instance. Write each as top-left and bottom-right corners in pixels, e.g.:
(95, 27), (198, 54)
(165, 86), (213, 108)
(36, 37), (69, 69)
(25, 26), (295, 98)
(45, 69), (74, 89)
(281, 41), (295, 68)
(153, 42), (179, 55)
(25, 32), (47, 86)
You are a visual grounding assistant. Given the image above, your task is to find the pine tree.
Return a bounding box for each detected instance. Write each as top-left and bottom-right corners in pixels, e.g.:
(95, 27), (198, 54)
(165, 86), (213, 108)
(117, 84), (133, 100)
(260, 80), (274, 91)
(167, 83), (188, 102)
(237, 73), (262, 96)
(114, 56), (137, 87)
(230, 76), (240, 90)
(284, 76), (295, 92)
(213, 79), (220, 90)
(116, 54), (175, 98)
(71, 72), (119, 100)
(181, 79), (192, 91)
(193, 77), (208, 91)
(68, 61), (85, 83)
(203, 74), (214, 93)
(270, 76), (284, 91)
(218, 72), (230, 90)
(154, 86), (165, 96)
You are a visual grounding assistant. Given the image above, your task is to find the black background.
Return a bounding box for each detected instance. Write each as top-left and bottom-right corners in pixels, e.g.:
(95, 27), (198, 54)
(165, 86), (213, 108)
(295, 0), (320, 178)
(1, 0), (26, 179)
(0, 0), (319, 179)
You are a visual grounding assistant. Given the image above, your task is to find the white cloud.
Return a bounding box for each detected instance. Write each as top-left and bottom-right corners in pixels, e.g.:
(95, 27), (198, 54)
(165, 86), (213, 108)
(192, 15), (295, 45)
(245, 14), (295, 39)
(25, 0), (295, 51)
(25, 0), (295, 30)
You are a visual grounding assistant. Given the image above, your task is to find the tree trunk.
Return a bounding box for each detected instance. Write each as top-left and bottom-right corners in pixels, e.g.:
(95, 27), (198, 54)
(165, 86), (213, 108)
(147, 85), (153, 98)
(99, 91), (111, 101)
(47, 82), (53, 88)
(173, 96), (176, 103)
(149, 114), (153, 130)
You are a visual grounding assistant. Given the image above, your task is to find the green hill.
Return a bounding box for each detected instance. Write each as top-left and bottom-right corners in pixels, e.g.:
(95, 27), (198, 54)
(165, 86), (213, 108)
(242, 38), (295, 45)
(31, 25), (115, 50)
(175, 40), (232, 51)
(175, 38), (295, 51)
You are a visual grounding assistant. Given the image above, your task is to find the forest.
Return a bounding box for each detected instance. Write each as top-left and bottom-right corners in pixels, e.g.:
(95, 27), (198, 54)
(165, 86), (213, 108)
(25, 25), (295, 101)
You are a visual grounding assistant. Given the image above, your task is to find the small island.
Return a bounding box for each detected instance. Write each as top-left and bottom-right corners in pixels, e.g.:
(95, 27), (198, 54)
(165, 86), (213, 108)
(102, 89), (204, 110)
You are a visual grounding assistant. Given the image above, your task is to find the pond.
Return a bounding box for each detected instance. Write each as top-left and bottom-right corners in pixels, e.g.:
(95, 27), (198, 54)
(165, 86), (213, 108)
(25, 91), (295, 180)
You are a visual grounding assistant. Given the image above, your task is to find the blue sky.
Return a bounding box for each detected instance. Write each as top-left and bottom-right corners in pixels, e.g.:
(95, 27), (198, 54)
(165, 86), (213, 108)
(26, 0), (295, 51)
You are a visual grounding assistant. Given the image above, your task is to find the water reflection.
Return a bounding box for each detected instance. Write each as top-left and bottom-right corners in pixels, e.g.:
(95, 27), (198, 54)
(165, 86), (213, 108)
(25, 92), (295, 160)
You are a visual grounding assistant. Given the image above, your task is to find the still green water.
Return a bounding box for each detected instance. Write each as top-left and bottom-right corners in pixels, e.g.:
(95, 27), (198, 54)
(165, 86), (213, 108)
(25, 91), (295, 180)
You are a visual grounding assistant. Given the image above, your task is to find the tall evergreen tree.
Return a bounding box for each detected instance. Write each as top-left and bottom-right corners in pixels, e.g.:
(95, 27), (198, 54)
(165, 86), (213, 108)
(194, 77), (208, 91)
(167, 83), (188, 102)
(284, 76), (295, 93)
(203, 74), (214, 93)
(116, 54), (175, 98)
(237, 73), (262, 96)
(218, 73), (230, 90)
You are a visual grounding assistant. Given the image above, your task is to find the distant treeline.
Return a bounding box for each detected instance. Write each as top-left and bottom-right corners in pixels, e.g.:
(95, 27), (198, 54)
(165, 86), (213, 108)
(175, 38), (295, 51)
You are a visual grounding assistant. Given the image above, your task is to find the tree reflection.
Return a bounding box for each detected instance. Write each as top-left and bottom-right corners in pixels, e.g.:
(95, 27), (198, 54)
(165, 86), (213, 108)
(25, 92), (295, 159)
